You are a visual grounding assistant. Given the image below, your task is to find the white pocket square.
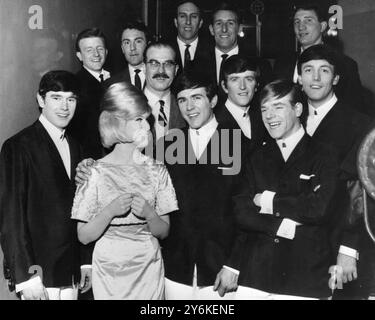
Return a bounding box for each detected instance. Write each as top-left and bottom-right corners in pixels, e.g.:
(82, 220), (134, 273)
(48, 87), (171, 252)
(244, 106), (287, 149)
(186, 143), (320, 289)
(299, 174), (315, 180)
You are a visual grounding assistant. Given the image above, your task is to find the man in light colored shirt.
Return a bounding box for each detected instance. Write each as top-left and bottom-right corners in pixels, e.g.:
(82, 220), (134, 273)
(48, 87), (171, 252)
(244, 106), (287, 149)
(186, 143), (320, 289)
(233, 79), (339, 298)
(143, 42), (185, 141)
(173, 1), (203, 71)
(69, 28), (110, 159)
(107, 21), (149, 89)
(298, 44), (373, 299)
(159, 71), (242, 300)
(0, 71), (92, 300)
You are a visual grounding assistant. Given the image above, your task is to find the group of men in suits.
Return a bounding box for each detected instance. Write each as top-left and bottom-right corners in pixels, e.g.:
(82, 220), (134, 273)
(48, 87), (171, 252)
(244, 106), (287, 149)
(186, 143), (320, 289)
(0, 0), (374, 300)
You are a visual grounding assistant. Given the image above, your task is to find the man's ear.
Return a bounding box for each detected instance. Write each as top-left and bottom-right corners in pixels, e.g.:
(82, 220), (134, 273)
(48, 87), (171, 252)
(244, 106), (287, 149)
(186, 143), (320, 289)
(174, 64), (179, 76)
(36, 93), (45, 109)
(209, 24), (214, 36)
(320, 21), (328, 34)
(174, 18), (178, 29)
(295, 102), (303, 118)
(76, 51), (83, 62)
(333, 74), (340, 86)
(238, 24), (244, 36)
(198, 18), (203, 30)
(210, 94), (218, 109)
(221, 80), (228, 94)
(297, 75), (302, 86)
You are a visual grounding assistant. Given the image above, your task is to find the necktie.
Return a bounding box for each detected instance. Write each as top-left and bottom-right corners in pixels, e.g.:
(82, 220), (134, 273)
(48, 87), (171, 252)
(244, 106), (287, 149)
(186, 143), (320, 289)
(158, 100), (168, 127)
(99, 74), (104, 83)
(219, 53), (229, 83)
(184, 44), (191, 70)
(134, 69), (142, 90)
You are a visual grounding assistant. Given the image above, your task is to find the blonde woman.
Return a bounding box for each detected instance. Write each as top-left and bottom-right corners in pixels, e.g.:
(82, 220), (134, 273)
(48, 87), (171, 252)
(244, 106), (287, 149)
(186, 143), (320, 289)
(71, 82), (178, 299)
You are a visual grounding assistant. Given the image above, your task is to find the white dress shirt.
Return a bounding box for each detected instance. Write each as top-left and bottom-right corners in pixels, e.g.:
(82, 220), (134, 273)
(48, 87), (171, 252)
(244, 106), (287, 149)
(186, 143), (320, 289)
(215, 46), (239, 83)
(177, 37), (199, 67)
(225, 99), (251, 139)
(189, 116), (218, 160)
(144, 88), (172, 140)
(39, 114), (71, 179)
(128, 63), (145, 88)
(306, 94), (338, 136)
(83, 66), (110, 82)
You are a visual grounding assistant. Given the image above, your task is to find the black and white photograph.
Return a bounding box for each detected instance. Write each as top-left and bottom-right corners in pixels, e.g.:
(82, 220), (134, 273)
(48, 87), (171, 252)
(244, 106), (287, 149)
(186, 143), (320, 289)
(0, 0), (375, 305)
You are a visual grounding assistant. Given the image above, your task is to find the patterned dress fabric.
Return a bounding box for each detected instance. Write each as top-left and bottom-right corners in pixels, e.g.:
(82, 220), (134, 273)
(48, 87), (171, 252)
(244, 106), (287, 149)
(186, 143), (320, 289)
(71, 157), (178, 300)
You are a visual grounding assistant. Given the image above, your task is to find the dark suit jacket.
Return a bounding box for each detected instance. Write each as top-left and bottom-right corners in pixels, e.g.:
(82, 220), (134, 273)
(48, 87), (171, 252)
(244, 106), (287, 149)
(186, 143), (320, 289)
(68, 68), (106, 160)
(233, 134), (340, 298)
(214, 101), (268, 158)
(273, 50), (367, 115)
(159, 125), (244, 286)
(0, 120), (87, 288)
(309, 100), (372, 251)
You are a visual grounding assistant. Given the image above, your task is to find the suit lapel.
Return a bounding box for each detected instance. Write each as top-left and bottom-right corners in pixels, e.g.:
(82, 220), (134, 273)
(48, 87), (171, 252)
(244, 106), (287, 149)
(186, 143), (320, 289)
(311, 101), (340, 139)
(283, 134), (309, 172)
(35, 121), (71, 183)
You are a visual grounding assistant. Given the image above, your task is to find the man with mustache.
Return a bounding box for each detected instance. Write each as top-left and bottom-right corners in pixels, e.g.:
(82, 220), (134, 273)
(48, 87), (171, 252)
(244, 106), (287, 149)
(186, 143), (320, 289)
(143, 42), (186, 141)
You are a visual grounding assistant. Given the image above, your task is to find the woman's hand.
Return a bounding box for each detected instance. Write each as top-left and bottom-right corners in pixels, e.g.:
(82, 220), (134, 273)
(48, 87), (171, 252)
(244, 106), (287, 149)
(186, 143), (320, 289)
(131, 193), (156, 221)
(105, 194), (132, 219)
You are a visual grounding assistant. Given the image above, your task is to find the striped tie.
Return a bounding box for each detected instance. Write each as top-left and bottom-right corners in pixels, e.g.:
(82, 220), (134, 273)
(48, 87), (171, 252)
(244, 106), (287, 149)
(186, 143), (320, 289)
(158, 100), (168, 127)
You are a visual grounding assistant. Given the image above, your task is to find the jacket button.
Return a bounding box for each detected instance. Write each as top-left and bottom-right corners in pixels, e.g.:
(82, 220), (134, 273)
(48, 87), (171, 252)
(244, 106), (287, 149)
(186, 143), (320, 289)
(275, 212), (280, 217)
(274, 238), (280, 243)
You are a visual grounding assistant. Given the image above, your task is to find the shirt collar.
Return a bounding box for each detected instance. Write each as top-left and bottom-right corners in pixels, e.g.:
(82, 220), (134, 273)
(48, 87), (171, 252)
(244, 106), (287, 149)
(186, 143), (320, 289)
(308, 94), (337, 117)
(189, 115), (218, 136)
(276, 125), (305, 152)
(39, 114), (65, 140)
(83, 66), (110, 82)
(128, 62), (145, 74)
(177, 36), (198, 52)
(144, 87), (171, 106)
(215, 45), (239, 60)
(225, 99), (250, 117)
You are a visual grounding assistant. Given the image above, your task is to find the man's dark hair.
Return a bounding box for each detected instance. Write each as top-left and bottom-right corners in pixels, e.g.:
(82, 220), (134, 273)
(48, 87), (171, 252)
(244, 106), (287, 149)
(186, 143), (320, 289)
(292, 2), (328, 22)
(297, 44), (341, 76)
(173, 71), (217, 101)
(175, 0), (202, 18)
(259, 79), (303, 108)
(222, 54), (260, 84)
(75, 28), (107, 52)
(119, 21), (150, 43)
(38, 70), (80, 98)
(144, 41), (177, 62)
(211, 1), (241, 25)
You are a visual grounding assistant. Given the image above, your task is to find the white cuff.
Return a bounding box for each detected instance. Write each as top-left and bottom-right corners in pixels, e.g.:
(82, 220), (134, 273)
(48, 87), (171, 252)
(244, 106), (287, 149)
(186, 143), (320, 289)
(223, 265), (240, 276)
(276, 218), (299, 240)
(339, 245), (359, 260)
(80, 265), (92, 269)
(259, 191), (276, 214)
(15, 276), (42, 293)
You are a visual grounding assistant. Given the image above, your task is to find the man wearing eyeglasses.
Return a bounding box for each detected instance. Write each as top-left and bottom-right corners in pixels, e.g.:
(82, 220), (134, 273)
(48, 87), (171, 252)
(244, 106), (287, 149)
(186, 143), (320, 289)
(144, 42), (186, 141)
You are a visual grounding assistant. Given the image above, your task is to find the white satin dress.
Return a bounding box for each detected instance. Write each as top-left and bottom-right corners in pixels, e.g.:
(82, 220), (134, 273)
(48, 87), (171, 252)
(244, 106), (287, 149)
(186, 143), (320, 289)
(71, 157), (178, 300)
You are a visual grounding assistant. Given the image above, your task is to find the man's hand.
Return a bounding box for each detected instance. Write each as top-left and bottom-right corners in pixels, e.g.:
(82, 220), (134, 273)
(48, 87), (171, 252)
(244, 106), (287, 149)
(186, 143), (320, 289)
(75, 158), (95, 186)
(253, 193), (262, 207)
(337, 253), (357, 283)
(131, 193), (155, 220)
(80, 267), (92, 293)
(213, 268), (238, 297)
(22, 282), (49, 300)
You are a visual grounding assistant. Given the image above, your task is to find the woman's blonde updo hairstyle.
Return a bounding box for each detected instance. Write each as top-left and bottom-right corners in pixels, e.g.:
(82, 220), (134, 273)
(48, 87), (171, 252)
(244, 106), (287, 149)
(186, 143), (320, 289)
(99, 81), (151, 148)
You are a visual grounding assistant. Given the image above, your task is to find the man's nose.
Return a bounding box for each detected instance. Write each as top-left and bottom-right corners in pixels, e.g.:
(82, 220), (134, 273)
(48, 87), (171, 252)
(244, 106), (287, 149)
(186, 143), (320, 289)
(186, 15), (191, 25)
(313, 70), (321, 81)
(142, 119), (150, 131)
(130, 41), (136, 51)
(298, 21), (306, 31)
(240, 78), (246, 90)
(61, 99), (69, 110)
(222, 22), (228, 33)
(158, 63), (166, 72)
(93, 49), (100, 57)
